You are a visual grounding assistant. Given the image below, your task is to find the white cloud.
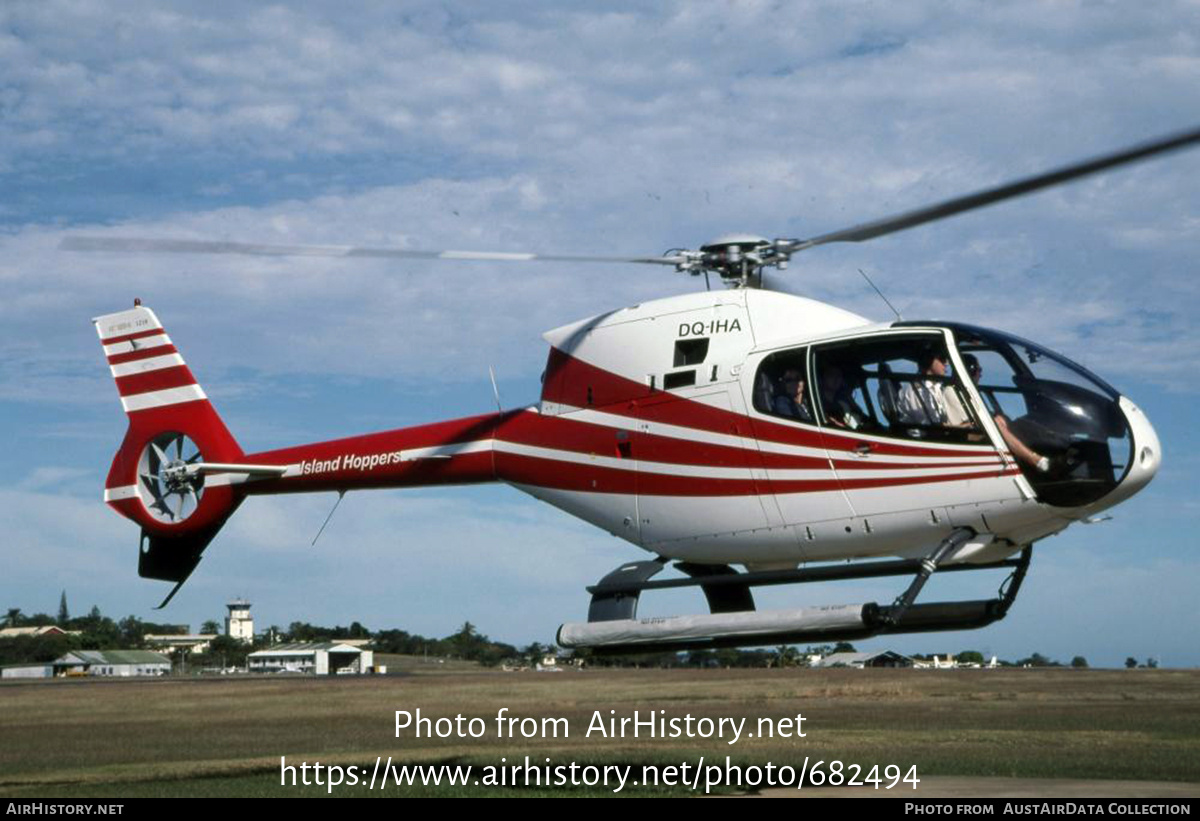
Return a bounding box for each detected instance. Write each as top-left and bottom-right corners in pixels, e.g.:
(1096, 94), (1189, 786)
(17, 466), (93, 491)
(0, 487), (132, 605)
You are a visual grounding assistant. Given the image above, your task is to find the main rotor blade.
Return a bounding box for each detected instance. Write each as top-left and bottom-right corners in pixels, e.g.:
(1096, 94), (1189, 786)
(787, 125), (1200, 251)
(60, 236), (683, 266)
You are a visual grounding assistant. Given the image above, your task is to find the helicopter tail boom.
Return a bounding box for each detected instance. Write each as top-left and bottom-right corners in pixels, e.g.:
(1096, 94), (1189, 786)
(235, 411), (514, 495)
(96, 302), (522, 605)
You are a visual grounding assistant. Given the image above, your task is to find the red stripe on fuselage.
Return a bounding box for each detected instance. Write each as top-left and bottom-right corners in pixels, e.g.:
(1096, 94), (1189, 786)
(245, 450), (498, 495)
(494, 407), (1002, 472)
(494, 407), (825, 469)
(237, 411), (514, 494)
(232, 405), (1011, 497)
(222, 347), (1014, 500)
(541, 347), (828, 443)
(539, 347), (1002, 459)
(495, 451), (827, 496)
(498, 450), (1013, 496)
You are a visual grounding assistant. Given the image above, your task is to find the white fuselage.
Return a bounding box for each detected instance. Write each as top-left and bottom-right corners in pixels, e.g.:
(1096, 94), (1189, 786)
(517, 290), (1159, 569)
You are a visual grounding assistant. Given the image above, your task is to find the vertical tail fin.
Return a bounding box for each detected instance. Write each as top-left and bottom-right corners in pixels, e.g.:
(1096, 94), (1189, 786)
(95, 304), (244, 585)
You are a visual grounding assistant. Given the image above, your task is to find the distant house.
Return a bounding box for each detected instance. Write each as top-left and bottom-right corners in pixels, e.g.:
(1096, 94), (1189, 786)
(247, 642), (374, 675)
(53, 650), (171, 677)
(815, 650), (913, 669)
(0, 626), (79, 638)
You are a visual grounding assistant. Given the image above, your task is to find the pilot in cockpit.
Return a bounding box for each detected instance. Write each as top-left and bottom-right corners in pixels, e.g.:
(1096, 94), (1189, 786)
(960, 353), (1051, 473)
(897, 349), (950, 426)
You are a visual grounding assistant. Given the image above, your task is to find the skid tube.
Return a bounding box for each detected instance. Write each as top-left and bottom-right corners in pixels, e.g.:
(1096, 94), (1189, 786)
(557, 532), (1033, 654)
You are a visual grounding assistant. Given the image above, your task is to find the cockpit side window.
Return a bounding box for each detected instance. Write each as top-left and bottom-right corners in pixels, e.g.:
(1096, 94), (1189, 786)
(956, 348), (1028, 419)
(752, 348), (816, 425)
(812, 336), (981, 442)
(952, 326), (1132, 507)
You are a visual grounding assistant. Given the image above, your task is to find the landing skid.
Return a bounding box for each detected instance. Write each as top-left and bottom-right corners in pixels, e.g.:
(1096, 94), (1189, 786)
(557, 529), (1032, 654)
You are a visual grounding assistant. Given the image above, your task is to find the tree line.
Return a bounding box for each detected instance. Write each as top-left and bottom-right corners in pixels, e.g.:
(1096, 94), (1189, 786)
(1, 604), (187, 665)
(3, 601), (1157, 671)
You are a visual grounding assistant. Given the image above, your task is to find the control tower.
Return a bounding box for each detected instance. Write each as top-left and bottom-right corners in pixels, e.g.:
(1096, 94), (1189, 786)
(225, 599), (254, 644)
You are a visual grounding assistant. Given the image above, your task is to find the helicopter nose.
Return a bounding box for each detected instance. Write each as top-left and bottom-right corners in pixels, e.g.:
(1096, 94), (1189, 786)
(1107, 397), (1161, 507)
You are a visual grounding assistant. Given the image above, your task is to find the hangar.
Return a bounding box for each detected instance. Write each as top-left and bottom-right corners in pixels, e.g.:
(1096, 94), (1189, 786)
(247, 642), (374, 675)
(53, 650), (172, 677)
(814, 651), (914, 669)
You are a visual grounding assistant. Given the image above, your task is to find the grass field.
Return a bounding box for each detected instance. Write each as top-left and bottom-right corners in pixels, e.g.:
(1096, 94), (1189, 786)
(1, 666), (1197, 797)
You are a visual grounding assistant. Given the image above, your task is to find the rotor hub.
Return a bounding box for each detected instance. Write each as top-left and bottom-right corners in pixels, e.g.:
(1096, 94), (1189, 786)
(671, 234), (795, 288)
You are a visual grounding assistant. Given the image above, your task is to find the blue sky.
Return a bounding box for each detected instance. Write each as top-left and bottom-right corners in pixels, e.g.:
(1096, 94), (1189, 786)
(2, 1), (1198, 667)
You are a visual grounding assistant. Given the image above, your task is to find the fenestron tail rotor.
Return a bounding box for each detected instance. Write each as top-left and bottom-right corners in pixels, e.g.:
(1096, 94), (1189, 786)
(137, 431), (205, 524)
(62, 124), (1200, 289)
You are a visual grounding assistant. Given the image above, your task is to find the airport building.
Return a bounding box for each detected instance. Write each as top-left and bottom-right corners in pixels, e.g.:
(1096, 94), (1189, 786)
(144, 633), (219, 654)
(52, 650), (172, 677)
(247, 642), (374, 675)
(225, 599), (254, 643)
(814, 650), (913, 668)
(0, 663), (54, 679)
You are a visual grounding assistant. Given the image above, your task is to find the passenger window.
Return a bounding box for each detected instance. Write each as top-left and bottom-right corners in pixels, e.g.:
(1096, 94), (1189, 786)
(752, 348), (816, 424)
(813, 337), (980, 442)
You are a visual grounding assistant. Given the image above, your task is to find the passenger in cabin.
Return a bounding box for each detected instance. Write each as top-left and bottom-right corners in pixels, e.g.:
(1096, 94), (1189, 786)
(818, 362), (868, 430)
(773, 368), (814, 423)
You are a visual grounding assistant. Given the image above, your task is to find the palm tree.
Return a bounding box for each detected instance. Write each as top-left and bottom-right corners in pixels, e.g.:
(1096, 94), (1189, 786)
(773, 645), (799, 668)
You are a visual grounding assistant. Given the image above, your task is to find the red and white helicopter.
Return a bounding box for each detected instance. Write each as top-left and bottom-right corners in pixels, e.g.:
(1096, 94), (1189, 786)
(69, 127), (1198, 653)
